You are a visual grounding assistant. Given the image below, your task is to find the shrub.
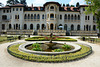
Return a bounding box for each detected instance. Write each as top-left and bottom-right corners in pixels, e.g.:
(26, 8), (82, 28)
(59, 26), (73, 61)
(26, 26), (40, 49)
(32, 43), (40, 48)
(62, 44), (71, 50)
(53, 49), (63, 52)
(32, 47), (42, 51)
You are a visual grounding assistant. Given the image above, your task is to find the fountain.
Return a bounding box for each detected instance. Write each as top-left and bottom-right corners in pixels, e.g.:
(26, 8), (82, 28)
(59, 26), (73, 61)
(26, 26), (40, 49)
(45, 33), (57, 49)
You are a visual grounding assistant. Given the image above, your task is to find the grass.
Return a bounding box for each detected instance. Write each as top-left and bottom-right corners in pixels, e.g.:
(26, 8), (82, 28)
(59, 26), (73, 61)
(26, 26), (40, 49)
(0, 36), (8, 44)
(8, 43), (92, 62)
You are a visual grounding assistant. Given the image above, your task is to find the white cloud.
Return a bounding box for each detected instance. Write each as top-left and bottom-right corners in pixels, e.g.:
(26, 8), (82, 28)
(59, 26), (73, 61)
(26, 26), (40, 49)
(32, 0), (47, 6)
(0, 0), (7, 5)
(69, 0), (85, 5)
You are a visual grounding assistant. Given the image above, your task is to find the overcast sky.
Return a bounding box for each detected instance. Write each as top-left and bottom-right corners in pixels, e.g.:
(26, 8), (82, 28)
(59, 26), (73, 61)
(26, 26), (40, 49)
(0, 0), (86, 6)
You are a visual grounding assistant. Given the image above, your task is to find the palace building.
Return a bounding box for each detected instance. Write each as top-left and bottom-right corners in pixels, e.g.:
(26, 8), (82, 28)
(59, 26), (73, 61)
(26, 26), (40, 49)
(0, 1), (98, 35)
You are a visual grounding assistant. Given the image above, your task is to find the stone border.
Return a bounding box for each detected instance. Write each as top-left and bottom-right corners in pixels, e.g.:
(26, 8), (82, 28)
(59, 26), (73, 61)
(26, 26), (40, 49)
(19, 42), (81, 55)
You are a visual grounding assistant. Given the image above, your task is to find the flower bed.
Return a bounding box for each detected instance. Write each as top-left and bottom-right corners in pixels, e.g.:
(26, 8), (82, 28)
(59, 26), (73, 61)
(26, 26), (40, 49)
(7, 43), (92, 63)
(25, 36), (77, 42)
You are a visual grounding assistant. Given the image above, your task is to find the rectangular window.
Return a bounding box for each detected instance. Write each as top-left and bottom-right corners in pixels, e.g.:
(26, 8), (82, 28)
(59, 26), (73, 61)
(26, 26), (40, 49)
(16, 8), (18, 11)
(3, 10), (5, 13)
(60, 15), (62, 20)
(13, 8), (14, 11)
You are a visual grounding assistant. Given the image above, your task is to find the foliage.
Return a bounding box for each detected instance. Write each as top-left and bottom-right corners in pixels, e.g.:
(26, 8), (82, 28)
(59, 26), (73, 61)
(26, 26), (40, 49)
(76, 2), (80, 7)
(85, 0), (100, 32)
(32, 43), (42, 51)
(32, 47), (42, 51)
(8, 43), (92, 62)
(62, 44), (71, 50)
(53, 49), (63, 52)
(32, 43), (40, 48)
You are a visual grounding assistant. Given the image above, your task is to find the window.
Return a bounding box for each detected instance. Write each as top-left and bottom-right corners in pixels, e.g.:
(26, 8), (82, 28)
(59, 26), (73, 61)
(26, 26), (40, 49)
(31, 14), (33, 19)
(78, 15), (80, 20)
(71, 15), (73, 20)
(30, 24), (33, 29)
(24, 24), (27, 29)
(68, 14), (70, 20)
(83, 8), (85, 11)
(64, 14), (67, 19)
(60, 15), (62, 20)
(24, 14), (27, 19)
(42, 15), (44, 19)
(88, 16), (90, 20)
(15, 15), (17, 19)
(71, 24), (74, 30)
(50, 14), (54, 18)
(2, 15), (7, 20)
(50, 6), (54, 9)
(18, 15), (19, 19)
(75, 15), (77, 20)
(13, 8), (15, 11)
(37, 24), (40, 30)
(85, 16), (87, 20)
(93, 25), (96, 31)
(64, 24), (67, 30)
(16, 8), (18, 11)
(2, 24), (5, 30)
(3, 10), (5, 13)
(34, 14), (36, 19)
(40, 8), (43, 10)
(28, 14), (30, 19)
(37, 14), (40, 19)
(7, 10), (9, 13)
(77, 25), (80, 30)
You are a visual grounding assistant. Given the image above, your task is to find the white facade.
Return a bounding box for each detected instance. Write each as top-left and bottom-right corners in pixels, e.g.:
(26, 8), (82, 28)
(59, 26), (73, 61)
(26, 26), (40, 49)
(0, 2), (98, 35)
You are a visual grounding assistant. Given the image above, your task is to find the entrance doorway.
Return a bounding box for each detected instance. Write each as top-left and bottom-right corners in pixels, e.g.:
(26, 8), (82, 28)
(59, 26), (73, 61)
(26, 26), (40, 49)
(50, 24), (53, 30)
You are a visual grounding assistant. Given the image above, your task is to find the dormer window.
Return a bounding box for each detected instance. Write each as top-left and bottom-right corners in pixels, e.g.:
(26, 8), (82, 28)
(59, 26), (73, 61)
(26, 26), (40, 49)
(13, 8), (15, 11)
(20, 8), (22, 11)
(34, 7), (37, 10)
(40, 8), (43, 10)
(3, 10), (5, 13)
(83, 8), (85, 11)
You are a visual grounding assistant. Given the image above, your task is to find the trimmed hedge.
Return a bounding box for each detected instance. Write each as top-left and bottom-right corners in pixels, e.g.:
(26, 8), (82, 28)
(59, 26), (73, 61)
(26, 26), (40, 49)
(7, 43), (92, 63)
(25, 36), (77, 42)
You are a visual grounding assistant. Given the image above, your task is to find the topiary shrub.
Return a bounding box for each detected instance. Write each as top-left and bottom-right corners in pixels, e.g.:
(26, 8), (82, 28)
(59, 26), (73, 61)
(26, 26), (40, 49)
(32, 43), (42, 51)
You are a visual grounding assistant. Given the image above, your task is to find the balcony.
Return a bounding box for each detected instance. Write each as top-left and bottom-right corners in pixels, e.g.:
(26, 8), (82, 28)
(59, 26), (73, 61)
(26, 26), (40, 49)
(24, 19), (40, 22)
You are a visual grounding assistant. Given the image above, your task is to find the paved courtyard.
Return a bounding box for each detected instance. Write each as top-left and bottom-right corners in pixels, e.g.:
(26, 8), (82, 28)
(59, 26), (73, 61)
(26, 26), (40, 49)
(0, 38), (100, 67)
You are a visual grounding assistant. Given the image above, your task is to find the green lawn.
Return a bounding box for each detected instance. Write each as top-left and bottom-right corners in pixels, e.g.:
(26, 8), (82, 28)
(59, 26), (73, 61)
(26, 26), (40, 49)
(0, 36), (7, 44)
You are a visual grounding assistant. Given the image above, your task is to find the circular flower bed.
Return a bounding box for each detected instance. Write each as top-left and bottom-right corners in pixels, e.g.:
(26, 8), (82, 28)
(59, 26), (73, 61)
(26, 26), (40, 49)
(7, 43), (92, 63)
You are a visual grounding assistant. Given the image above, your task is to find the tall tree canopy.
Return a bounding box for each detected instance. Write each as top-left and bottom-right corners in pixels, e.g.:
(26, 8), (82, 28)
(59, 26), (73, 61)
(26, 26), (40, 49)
(85, 0), (100, 32)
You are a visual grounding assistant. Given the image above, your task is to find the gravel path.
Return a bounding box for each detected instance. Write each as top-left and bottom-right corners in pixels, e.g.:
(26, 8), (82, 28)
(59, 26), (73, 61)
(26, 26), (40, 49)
(0, 39), (100, 67)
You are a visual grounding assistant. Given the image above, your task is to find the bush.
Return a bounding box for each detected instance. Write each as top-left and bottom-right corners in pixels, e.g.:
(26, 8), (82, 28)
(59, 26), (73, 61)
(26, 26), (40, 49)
(53, 49), (63, 52)
(32, 47), (42, 51)
(62, 44), (71, 50)
(32, 43), (40, 48)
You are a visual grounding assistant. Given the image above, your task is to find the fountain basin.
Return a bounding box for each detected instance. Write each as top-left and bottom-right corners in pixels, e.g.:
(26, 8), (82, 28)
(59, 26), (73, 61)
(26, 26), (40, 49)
(19, 42), (81, 55)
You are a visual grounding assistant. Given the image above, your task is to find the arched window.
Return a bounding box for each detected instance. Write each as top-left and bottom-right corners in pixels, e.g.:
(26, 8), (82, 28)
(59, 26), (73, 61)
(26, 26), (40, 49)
(93, 25), (96, 31)
(84, 25), (85, 31)
(71, 15), (73, 20)
(19, 24), (20, 30)
(2, 15), (7, 20)
(86, 25), (88, 31)
(50, 6), (54, 9)
(64, 14), (67, 19)
(50, 14), (54, 18)
(37, 14), (40, 19)
(30, 24), (33, 29)
(14, 24), (15, 29)
(28, 14), (30, 19)
(34, 14), (36, 19)
(42, 15), (44, 19)
(16, 24), (18, 29)
(60, 15), (62, 19)
(2, 24), (5, 30)
(77, 25), (80, 30)
(75, 15), (77, 20)
(42, 24), (46, 30)
(9, 24), (11, 29)
(24, 24), (27, 29)
(37, 24), (40, 30)
(78, 15), (80, 20)
(64, 24), (67, 30)
(71, 24), (74, 30)
(89, 25), (91, 31)
(18, 15), (19, 19)
(85, 16), (87, 20)
(88, 16), (90, 20)
(24, 14), (27, 19)
(31, 14), (33, 19)
(59, 24), (63, 30)
(68, 14), (70, 20)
